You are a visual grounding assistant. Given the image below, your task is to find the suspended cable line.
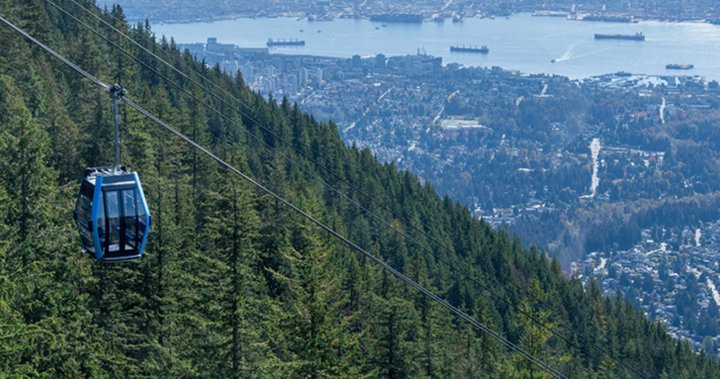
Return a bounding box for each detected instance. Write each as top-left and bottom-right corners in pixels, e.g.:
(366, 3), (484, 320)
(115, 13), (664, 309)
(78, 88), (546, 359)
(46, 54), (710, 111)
(45, 2), (647, 377)
(59, 0), (451, 249)
(0, 11), (108, 91)
(0, 13), (570, 378)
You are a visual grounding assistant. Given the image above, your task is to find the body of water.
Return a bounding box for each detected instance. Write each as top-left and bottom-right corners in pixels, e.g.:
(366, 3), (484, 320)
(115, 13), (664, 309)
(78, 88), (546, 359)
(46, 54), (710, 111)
(154, 13), (720, 80)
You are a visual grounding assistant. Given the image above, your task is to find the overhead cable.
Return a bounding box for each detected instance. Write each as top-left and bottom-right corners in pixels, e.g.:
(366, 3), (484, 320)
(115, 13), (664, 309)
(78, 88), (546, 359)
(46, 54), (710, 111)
(0, 13), (568, 379)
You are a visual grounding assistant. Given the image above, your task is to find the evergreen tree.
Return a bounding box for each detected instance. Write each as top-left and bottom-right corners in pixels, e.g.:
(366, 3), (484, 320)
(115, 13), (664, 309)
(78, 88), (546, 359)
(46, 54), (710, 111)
(272, 191), (359, 378)
(512, 280), (570, 379)
(371, 271), (421, 379)
(0, 2), (719, 378)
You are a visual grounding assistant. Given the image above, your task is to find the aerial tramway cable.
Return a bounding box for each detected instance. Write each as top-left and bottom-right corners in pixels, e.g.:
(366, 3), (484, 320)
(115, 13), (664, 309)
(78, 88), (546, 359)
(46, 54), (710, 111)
(125, 81), (568, 379)
(58, 0), (452, 242)
(47, 2), (648, 377)
(0, 13), (569, 379)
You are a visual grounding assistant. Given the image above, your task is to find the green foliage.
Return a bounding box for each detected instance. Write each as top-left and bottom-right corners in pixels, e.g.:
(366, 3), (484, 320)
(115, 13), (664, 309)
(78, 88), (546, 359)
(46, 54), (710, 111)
(0, 1), (718, 378)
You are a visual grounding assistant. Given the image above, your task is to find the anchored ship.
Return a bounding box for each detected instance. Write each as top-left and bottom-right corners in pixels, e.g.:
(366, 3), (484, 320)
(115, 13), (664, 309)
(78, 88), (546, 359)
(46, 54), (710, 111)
(266, 38), (306, 47)
(594, 32), (645, 41)
(666, 64), (694, 70)
(450, 45), (489, 54)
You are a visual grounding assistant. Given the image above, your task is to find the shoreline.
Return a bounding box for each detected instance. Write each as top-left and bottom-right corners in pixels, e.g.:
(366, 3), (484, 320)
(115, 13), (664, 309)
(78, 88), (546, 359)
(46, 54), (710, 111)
(137, 12), (720, 27)
(185, 45), (711, 85)
(155, 13), (720, 82)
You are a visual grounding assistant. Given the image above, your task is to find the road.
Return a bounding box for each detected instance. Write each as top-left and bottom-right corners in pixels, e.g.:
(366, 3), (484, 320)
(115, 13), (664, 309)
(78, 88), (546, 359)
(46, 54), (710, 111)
(431, 90), (459, 125)
(344, 87), (394, 133)
(660, 97), (666, 124)
(441, 0), (455, 12)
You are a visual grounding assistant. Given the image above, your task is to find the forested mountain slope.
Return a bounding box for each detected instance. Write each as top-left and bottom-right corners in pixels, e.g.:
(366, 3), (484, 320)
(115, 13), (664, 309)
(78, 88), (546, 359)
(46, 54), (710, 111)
(0, 1), (718, 377)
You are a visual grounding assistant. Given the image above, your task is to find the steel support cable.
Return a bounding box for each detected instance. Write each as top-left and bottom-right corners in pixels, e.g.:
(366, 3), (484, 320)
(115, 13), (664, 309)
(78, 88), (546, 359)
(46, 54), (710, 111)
(44, 3), (647, 377)
(57, 0), (575, 321)
(51, 4), (645, 378)
(10, 7), (649, 377)
(125, 94), (568, 379)
(58, 0), (453, 254)
(0, 13), (108, 91)
(43, 0), (440, 270)
(51, 0), (600, 333)
(50, 0), (566, 349)
(0, 14), (569, 379)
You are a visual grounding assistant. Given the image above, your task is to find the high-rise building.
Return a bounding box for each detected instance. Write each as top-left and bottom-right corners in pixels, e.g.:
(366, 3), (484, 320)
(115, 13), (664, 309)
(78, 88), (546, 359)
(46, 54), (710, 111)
(300, 68), (309, 87)
(287, 74), (299, 93)
(315, 68), (324, 85)
(352, 54), (362, 69)
(375, 53), (386, 69)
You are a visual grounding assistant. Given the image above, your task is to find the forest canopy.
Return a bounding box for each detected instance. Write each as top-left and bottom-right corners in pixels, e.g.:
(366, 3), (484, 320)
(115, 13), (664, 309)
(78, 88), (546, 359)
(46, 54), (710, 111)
(0, 1), (718, 378)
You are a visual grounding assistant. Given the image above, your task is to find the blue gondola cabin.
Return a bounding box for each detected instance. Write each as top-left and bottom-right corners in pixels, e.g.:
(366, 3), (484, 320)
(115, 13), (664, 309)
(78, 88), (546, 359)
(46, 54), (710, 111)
(74, 166), (150, 262)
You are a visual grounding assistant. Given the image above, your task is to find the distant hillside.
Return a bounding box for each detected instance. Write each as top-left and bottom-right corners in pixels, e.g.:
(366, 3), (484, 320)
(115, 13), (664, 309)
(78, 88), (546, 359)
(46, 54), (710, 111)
(0, 0), (718, 377)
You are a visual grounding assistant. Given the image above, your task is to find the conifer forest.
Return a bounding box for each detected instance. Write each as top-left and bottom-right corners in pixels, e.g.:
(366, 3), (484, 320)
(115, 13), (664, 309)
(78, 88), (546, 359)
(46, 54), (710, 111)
(1, 1), (719, 378)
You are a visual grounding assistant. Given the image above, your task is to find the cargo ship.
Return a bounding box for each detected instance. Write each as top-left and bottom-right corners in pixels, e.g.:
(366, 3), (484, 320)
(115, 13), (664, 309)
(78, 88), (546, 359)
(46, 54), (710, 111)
(266, 38), (306, 47)
(594, 32), (645, 41)
(666, 64), (694, 70)
(450, 45), (489, 54)
(370, 13), (423, 23)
